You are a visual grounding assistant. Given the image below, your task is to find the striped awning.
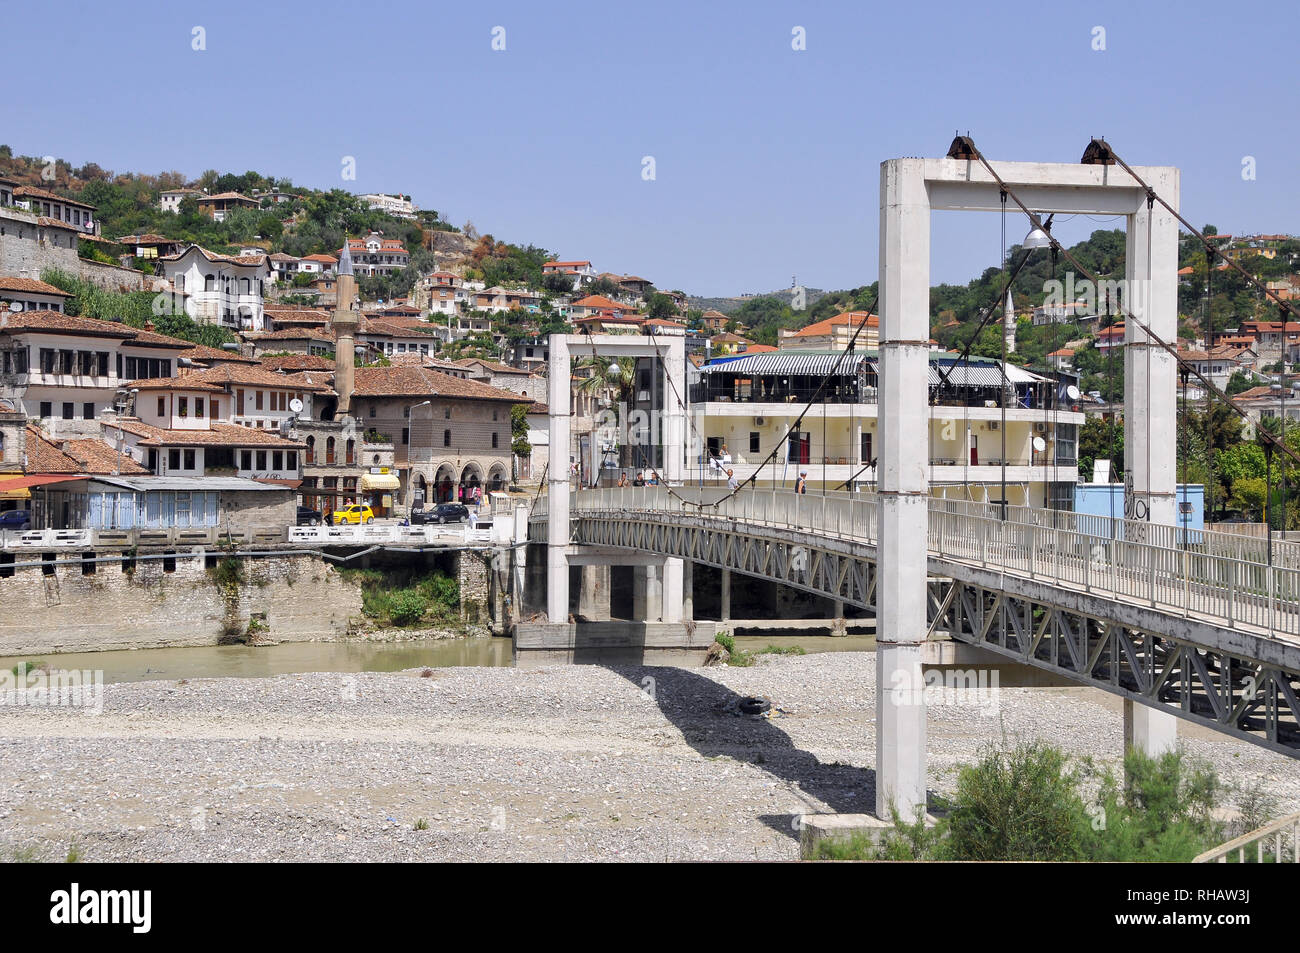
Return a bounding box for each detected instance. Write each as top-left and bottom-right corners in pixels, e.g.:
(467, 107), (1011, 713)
(929, 363), (1047, 387)
(700, 353), (873, 377)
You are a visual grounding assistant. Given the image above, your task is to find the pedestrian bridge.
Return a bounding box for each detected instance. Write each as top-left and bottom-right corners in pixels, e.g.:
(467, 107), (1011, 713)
(530, 486), (1300, 758)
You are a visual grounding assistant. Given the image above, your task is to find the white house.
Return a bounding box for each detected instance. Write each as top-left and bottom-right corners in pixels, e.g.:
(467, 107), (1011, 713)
(157, 245), (272, 331)
(542, 260), (597, 291)
(341, 233), (409, 277)
(158, 188), (203, 213)
(361, 193), (418, 219)
(0, 311), (191, 432)
(13, 186), (98, 235)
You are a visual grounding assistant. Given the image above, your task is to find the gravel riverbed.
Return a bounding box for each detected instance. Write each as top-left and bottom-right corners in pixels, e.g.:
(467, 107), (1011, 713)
(0, 652), (1296, 862)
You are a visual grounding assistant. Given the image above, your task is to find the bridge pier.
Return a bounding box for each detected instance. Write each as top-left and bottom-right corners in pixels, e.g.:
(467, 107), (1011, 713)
(662, 558), (684, 624)
(681, 559), (694, 623)
(720, 568), (731, 622)
(1124, 700), (1178, 757)
(577, 564), (612, 621)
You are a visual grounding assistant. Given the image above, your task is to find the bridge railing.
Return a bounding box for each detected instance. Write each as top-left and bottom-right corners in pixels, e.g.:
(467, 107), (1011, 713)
(562, 485), (1300, 638)
(1194, 810), (1300, 863)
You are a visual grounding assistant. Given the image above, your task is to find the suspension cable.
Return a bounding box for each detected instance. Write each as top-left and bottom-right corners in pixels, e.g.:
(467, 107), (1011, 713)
(651, 302), (879, 508)
(962, 136), (1300, 473)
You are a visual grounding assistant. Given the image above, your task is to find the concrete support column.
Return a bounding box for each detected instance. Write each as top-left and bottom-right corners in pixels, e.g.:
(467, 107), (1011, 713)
(1124, 166), (1181, 752)
(512, 504), (528, 622)
(720, 568), (731, 622)
(577, 564), (611, 621)
(631, 565), (662, 622)
(662, 338), (686, 483)
(1124, 699), (1178, 757)
(546, 334), (571, 622)
(831, 599), (847, 638)
(875, 158), (930, 820)
(662, 557), (684, 624)
(681, 559), (694, 622)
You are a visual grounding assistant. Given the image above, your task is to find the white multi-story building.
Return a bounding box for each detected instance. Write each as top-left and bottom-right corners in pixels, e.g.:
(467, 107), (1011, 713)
(157, 245), (272, 331)
(341, 233), (409, 277)
(13, 186), (98, 236)
(541, 260), (596, 291)
(0, 311), (192, 431)
(687, 349), (1084, 508)
(360, 193), (418, 220)
(158, 188), (203, 213)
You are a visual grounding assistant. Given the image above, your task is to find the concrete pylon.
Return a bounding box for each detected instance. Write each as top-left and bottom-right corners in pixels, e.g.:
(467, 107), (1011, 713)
(875, 158), (930, 820)
(662, 558), (684, 624)
(546, 334), (571, 622)
(1123, 167), (1181, 756)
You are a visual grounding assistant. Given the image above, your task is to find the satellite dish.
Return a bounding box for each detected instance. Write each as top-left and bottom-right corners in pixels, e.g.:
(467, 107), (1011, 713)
(289, 398), (304, 414)
(7, 301), (21, 312)
(1033, 436), (1047, 452)
(1066, 385), (1081, 401)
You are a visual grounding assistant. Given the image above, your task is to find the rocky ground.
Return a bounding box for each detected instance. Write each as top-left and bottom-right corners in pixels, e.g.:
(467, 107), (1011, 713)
(0, 652), (1295, 862)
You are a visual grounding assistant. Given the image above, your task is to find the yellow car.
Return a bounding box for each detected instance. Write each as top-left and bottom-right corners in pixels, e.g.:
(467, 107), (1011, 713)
(330, 504), (376, 525)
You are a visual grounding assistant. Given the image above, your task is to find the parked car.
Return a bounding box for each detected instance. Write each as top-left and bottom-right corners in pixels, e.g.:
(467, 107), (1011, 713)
(296, 505), (324, 527)
(0, 509), (30, 530)
(330, 504), (376, 525)
(413, 502), (469, 525)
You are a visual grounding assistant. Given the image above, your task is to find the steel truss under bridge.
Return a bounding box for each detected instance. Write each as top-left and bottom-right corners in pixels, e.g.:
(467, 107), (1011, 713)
(551, 505), (1300, 758)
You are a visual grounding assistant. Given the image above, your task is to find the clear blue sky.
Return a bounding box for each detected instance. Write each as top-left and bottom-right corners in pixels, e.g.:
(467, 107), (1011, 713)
(3, 0), (1295, 296)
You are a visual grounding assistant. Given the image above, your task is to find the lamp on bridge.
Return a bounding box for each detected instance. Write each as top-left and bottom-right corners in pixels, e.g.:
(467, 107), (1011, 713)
(1022, 225), (1052, 249)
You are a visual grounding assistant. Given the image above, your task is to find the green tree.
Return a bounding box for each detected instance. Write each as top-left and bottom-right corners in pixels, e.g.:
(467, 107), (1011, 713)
(646, 292), (676, 321)
(1226, 370), (1255, 396)
(945, 741), (1086, 861)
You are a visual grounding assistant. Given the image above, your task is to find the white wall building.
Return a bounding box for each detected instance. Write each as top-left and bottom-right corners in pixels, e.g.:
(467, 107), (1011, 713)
(158, 245), (272, 331)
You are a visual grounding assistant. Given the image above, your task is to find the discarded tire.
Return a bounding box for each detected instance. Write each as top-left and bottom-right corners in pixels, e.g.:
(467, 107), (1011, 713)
(738, 696), (771, 716)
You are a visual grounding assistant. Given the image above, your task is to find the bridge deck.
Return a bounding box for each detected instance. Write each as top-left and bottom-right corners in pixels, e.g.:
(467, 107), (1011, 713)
(532, 485), (1300, 755)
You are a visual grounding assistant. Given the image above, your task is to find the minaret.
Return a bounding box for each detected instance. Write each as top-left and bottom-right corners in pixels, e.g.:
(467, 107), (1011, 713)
(332, 241), (359, 418)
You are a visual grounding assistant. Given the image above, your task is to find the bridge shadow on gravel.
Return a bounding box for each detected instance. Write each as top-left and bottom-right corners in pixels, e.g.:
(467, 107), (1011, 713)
(601, 663), (937, 840)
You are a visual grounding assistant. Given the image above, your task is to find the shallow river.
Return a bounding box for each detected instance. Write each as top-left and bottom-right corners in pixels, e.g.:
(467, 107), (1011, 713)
(0, 634), (883, 684)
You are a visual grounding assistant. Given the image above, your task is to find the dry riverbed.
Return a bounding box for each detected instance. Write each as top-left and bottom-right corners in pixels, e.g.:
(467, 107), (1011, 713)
(0, 652), (1295, 862)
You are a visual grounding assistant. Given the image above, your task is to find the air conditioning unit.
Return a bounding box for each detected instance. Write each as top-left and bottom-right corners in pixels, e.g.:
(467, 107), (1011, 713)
(754, 416), (765, 426)
(1034, 422), (1047, 433)
(987, 421), (1000, 431)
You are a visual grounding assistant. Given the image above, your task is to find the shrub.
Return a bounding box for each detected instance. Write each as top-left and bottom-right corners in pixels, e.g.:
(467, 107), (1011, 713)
(945, 740), (1087, 861)
(387, 591), (429, 628)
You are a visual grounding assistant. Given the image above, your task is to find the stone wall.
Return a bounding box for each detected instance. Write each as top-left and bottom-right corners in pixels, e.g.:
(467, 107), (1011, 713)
(0, 550), (362, 655)
(457, 550), (490, 625)
(218, 489), (296, 532)
(0, 209), (80, 280)
(77, 257), (145, 292)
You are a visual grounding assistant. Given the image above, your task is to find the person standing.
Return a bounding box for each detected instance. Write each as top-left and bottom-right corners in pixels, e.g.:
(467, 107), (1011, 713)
(795, 469), (808, 494)
(727, 468), (740, 492)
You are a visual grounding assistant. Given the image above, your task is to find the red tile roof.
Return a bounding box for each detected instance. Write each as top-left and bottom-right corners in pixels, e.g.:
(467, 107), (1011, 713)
(23, 427), (84, 473)
(59, 438), (150, 475)
(0, 310), (137, 339)
(351, 366), (527, 402)
(175, 343), (259, 364)
(14, 185), (95, 210)
(572, 294), (626, 310)
(0, 276), (72, 297)
(788, 311), (879, 338)
(259, 354), (335, 372)
(115, 420), (305, 449)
